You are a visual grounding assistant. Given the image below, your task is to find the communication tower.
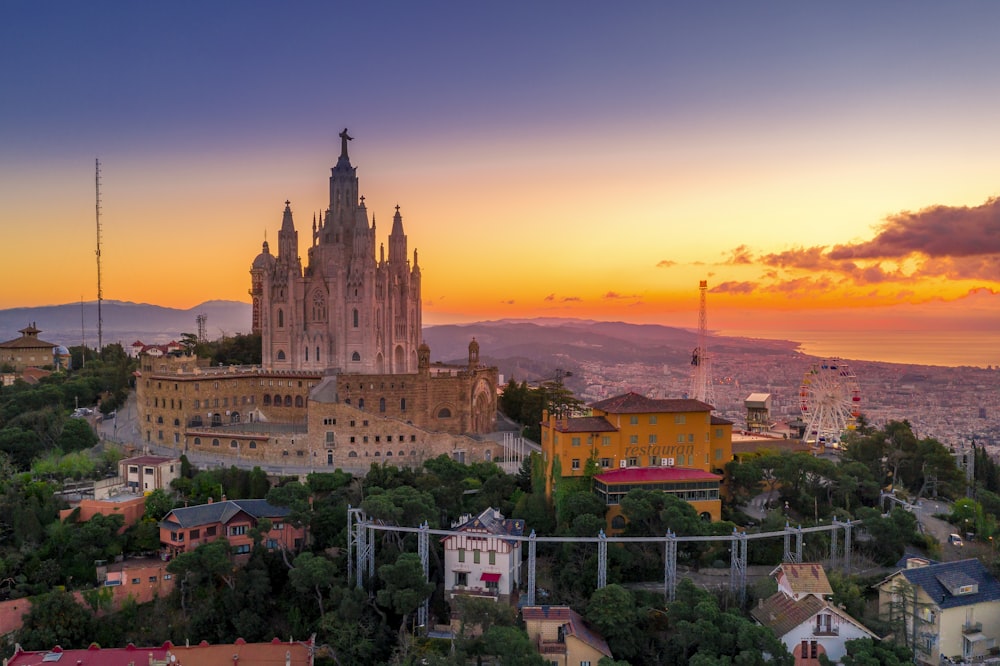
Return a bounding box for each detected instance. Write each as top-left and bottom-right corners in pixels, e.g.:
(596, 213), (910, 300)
(196, 313), (208, 343)
(95, 159), (104, 353)
(689, 280), (715, 408)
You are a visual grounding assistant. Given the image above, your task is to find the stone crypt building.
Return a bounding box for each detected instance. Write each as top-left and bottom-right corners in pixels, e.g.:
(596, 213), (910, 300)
(136, 132), (499, 472)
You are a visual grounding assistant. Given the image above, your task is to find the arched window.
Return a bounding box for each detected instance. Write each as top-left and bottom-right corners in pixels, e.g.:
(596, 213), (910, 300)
(277, 309), (284, 328)
(374, 451), (381, 457)
(611, 515), (626, 530)
(316, 346), (320, 362)
(305, 348), (309, 361)
(358, 398), (365, 410)
(211, 413), (222, 426)
(173, 418), (180, 426)
(437, 407), (452, 418)
(379, 398), (386, 412)
(284, 395), (292, 407)
(194, 437), (201, 446)
(352, 351), (361, 362)
(295, 395), (304, 407)
(156, 416), (163, 424)
(212, 438), (220, 447)
(277, 350), (286, 361)
(386, 451), (392, 457)
(230, 412), (240, 423)
(410, 450), (416, 457)
(353, 309), (359, 327)
(273, 394), (281, 405)
(345, 398), (351, 406)
(230, 440), (238, 448)
(263, 395), (271, 405)
(399, 450), (405, 457)
(485, 450), (492, 462)
(400, 398), (406, 411)
(348, 451), (358, 457)
(249, 441), (257, 449)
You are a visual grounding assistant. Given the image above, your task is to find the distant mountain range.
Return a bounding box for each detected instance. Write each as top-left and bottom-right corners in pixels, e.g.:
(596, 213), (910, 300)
(0, 301), (798, 389)
(0, 300), (253, 347)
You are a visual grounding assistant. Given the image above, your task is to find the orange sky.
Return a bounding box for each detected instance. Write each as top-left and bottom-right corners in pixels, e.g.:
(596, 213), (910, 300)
(3, 4), (1000, 341)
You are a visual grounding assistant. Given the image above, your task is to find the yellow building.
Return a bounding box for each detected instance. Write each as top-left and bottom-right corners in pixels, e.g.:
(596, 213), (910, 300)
(540, 391), (732, 529)
(541, 391), (732, 490)
(522, 606), (613, 665)
(0, 323), (57, 372)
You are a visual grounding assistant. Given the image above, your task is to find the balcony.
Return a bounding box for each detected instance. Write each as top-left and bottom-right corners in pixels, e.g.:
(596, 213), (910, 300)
(964, 622), (984, 635)
(537, 639), (566, 655)
(813, 625), (839, 636)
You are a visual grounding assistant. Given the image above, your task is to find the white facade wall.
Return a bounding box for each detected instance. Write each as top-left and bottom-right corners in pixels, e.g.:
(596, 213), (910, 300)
(781, 609), (875, 664)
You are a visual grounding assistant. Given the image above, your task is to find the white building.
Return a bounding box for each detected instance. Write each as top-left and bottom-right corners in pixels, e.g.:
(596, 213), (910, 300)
(752, 563), (877, 664)
(442, 508), (524, 602)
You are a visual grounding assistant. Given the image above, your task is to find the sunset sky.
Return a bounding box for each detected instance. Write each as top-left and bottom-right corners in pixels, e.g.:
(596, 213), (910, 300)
(3, 2), (1000, 344)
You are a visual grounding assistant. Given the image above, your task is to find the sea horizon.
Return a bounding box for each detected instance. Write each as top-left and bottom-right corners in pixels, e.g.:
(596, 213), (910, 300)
(722, 328), (1000, 369)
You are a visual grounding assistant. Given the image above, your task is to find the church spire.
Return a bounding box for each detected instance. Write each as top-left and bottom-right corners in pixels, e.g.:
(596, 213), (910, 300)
(389, 204), (407, 265)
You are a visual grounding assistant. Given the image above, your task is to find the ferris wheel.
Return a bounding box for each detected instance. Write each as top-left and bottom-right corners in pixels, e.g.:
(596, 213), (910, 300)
(799, 358), (861, 446)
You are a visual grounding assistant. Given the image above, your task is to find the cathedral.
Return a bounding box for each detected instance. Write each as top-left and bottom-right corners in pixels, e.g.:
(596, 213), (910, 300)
(250, 129), (422, 374)
(136, 133), (500, 471)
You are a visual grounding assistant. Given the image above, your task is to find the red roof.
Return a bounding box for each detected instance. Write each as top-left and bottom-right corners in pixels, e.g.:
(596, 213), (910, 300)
(594, 467), (721, 484)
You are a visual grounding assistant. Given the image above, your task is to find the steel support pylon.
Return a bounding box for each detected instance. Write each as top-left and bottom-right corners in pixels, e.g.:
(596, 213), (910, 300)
(417, 521), (429, 630)
(526, 530), (537, 606)
(843, 521), (853, 573)
(664, 530), (677, 601)
(783, 522), (793, 562)
(729, 529), (747, 605)
(597, 530), (608, 589)
(830, 518), (840, 570)
(795, 525), (803, 563)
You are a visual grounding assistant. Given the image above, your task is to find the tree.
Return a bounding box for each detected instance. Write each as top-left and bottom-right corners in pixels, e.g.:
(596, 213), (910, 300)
(143, 488), (175, 521)
(376, 552), (434, 637)
(479, 625), (546, 665)
(586, 584), (644, 661)
(289, 552), (337, 617)
(834, 637), (913, 665)
(16, 590), (97, 649)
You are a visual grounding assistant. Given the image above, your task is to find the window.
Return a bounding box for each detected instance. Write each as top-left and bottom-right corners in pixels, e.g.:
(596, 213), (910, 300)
(352, 351), (361, 362)
(688, 433), (695, 443)
(674, 414), (686, 424)
(458, 549), (465, 563)
(571, 436), (581, 447)
(648, 434), (657, 444)
(455, 572), (468, 587)
(249, 441), (257, 449)
(677, 434), (685, 443)
(277, 309), (284, 327)
(649, 416), (657, 424)
(600, 458), (610, 468)
(715, 448), (722, 460)
(489, 551), (496, 565)
(629, 416), (638, 425)
(379, 398), (386, 412)
(132, 578), (141, 585)
(630, 435), (638, 444)
(233, 544), (250, 555)
(352, 309), (359, 327)
(229, 525), (247, 536)
(231, 440), (238, 448)
(212, 438), (220, 447)
(438, 408), (452, 418)
(627, 457), (638, 467)
(611, 516), (626, 530)
(601, 436), (611, 446)
(206, 526), (216, 537)
(400, 398), (406, 411)
(714, 428), (723, 438)
(571, 459), (580, 470)
(277, 350), (286, 360)
(474, 551), (481, 564)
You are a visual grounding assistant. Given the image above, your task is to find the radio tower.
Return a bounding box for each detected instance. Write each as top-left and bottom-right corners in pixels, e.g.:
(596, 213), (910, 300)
(196, 313), (208, 343)
(95, 159), (104, 353)
(689, 280), (715, 408)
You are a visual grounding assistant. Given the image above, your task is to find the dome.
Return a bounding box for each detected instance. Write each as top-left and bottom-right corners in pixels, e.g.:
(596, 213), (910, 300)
(252, 240), (275, 270)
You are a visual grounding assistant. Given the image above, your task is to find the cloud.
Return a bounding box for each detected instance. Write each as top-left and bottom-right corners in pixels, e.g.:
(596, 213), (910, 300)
(758, 246), (832, 270)
(724, 245), (755, 265)
(500, 299), (515, 305)
(544, 293), (555, 302)
(711, 281), (757, 295)
(603, 291), (639, 300)
(829, 196), (1000, 260)
(656, 260), (677, 268)
(562, 296), (581, 302)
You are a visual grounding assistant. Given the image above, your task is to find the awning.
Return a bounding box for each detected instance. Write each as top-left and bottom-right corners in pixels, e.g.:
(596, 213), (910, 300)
(480, 572), (501, 583)
(965, 632), (988, 643)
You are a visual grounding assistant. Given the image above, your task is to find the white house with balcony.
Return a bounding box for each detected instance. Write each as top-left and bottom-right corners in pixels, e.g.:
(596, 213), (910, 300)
(752, 563), (877, 664)
(442, 508), (524, 602)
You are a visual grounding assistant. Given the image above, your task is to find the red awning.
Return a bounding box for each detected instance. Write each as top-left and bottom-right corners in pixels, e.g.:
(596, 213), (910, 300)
(480, 572), (501, 582)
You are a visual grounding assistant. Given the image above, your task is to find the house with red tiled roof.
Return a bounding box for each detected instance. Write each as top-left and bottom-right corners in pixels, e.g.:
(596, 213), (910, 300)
(522, 605), (612, 665)
(594, 466), (724, 532)
(443, 507), (524, 602)
(5, 637), (314, 666)
(752, 563), (876, 665)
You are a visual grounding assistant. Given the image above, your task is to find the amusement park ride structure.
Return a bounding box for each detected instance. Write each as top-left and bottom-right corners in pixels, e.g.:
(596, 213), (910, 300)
(799, 358), (862, 446)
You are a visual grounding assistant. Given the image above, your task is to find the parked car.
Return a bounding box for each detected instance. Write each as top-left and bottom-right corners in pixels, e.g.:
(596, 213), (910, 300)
(949, 533), (963, 547)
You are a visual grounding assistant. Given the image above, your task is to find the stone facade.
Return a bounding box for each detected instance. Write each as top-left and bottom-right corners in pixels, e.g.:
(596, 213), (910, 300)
(135, 135), (500, 471)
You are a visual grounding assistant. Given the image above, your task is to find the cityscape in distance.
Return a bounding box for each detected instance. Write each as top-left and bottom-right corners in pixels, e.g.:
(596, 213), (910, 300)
(3, 299), (997, 453)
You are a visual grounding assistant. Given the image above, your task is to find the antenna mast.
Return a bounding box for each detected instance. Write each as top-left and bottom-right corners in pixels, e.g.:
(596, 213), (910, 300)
(95, 158), (104, 354)
(689, 280), (715, 408)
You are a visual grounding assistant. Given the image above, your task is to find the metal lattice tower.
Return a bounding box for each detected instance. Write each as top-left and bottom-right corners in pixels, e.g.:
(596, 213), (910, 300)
(196, 313), (208, 343)
(664, 530), (677, 601)
(830, 518), (840, 570)
(526, 530), (537, 606)
(689, 280), (715, 407)
(95, 158), (104, 353)
(597, 530), (608, 589)
(417, 522), (429, 630)
(843, 521), (852, 573)
(795, 525), (804, 563)
(729, 529), (748, 605)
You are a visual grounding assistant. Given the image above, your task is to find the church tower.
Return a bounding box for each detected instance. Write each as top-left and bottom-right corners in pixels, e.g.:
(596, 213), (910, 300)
(252, 130), (422, 374)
